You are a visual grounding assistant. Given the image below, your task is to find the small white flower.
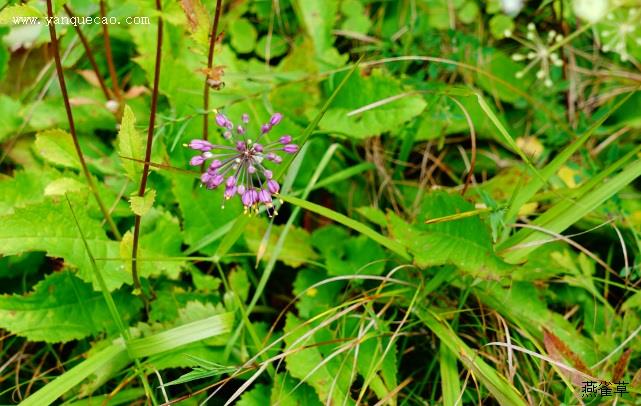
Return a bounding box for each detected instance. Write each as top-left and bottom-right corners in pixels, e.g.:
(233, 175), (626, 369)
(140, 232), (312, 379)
(573, 0), (610, 23)
(105, 100), (119, 112)
(501, 0), (525, 16)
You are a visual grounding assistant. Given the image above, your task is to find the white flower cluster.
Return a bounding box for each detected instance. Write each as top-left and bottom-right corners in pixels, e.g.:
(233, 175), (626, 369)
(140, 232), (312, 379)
(599, 8), (641, 62)
(507, 23), (564, 87)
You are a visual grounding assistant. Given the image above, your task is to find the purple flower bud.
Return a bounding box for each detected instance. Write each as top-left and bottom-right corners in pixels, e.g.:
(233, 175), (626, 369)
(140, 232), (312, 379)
(237, 125), (245, 135)
(248, 165), (256, 174)
(283, 144), (299, 154)
(236, 141), (246, 151)
(242, 190), (254, 207)
(201, 172), (212, 183)
(207, 174), (224, 189)
(264, 170), (273, 179)
(279, 135), (292, 144)
(272, 155), (283, 164)
(209, 160), (222, 170)
(215, 114), (229, 128)
(261, 124), (271, 134)
(226, 121), (233, 130)
(226, 176), (236, 187)
(190, 155), (206, 166)
(237, 185), (246, 195)
(267, 179), (280, 194)
(242, 113), (250, 123)
(253, 143), (263, 152)
(224, 185), (237, 199)
(189, 139), (214, 151)
(269, 113), (283, 126)
(258, 189), (272, 204)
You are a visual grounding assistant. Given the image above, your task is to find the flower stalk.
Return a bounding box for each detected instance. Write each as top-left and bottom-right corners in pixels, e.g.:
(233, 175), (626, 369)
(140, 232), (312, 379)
(131, 0), (163, 301)
(45, 0), (121, 240)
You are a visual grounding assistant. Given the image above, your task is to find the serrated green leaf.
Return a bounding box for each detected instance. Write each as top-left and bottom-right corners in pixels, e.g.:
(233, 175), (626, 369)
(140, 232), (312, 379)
(117, 105), (145, 182)
(129, 189), (156, 216)
(312, 225), (386, 276)
(179, 0), (210, 51)
(388, 191), (512, 277)
(319, 70), (426, 139)
(0, 197), (129, 290)
(0, 271), (141, 342)
(119, 209), (184, 280)
(34, 129), (80, 169)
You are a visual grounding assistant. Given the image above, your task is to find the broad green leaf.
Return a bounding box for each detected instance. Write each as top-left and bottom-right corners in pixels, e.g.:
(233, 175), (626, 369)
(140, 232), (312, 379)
(0, 197), (129, 290)
(344, 317), (398, 402)
(283, 314), (355, 405)
(34, 129), (80, 169)
(244, 218), (319, 268)
(311, 225), (386, 276)
(230, 18), (257, 54)
(119, 209), (185, 280)
(129, 189), (156, 216)
(117, 105), (145, 182)
(271, 373), (322, 406)
(172, 175), (242, 255)
(292, 268), (344, 318)
(293, 0), (338, 58)
(388, 191), (512, 277)
(237, 384), (271, 406)
(0, 169), (59, 215)
(0, 271), (141, 342)
(0, 95), (22, 142)
(489, 14), (514, 38)
(319, 70), (426, 139)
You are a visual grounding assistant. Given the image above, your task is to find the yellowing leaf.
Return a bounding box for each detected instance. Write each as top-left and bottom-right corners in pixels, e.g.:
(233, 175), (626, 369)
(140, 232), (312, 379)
(44, 177), (87, 196)
(558, 166), (579, 188)
(34, 129), (80, 169)
(129, 189), (156, 216)
(118, 105), (144, 181)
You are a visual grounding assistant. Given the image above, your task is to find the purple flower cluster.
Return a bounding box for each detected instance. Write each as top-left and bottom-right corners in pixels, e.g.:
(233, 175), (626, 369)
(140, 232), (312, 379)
(186, 112), (298, 215)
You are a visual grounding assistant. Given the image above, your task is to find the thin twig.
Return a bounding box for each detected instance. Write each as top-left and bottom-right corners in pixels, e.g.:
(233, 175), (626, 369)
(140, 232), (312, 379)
(100, 0), (121, 99)
(63, 4), (112, 100)
(45, 0), (121, 240)
(202, 0), (224, 140)
(131, 0), (163, 304)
